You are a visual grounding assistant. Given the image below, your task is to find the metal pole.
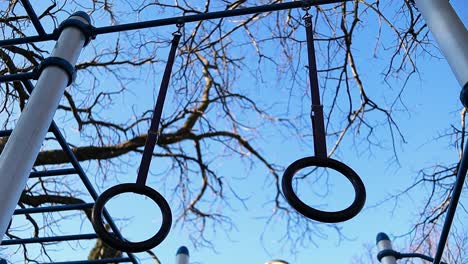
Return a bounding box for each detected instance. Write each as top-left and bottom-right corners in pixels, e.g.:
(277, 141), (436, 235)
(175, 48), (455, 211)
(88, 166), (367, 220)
(19, 0), (46, 36)
(414, 0), (468, 88)
(176, 246), (189, 264)
(376, 232), (397, 264)
(0, 13), (90, 243)
(432, 140), (468, 264)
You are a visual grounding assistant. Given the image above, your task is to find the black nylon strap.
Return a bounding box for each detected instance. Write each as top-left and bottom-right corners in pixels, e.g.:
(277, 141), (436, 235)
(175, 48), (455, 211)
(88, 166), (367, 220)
(304, 14), (327, 158)
(33, 57), (76, 86)
(54, 16), (96, 46)
(136, 33), (181, 186)
(377, 249), (401, 262)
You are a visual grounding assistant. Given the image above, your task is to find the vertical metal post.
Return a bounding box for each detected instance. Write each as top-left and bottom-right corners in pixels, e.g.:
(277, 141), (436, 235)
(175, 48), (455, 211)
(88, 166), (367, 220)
(414, 0), (468, 88)
(0, 13), (90, 242)
(175, 246), (189, 264)
(376, 233), (398, 264)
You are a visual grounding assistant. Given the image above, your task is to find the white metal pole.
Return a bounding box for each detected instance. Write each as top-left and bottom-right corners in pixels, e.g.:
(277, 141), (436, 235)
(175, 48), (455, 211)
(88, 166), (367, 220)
(175, 246), (189, 264)
(376, 232), (397, 264)
(414, 0), (468, 88)
(0, 13), (90, 242)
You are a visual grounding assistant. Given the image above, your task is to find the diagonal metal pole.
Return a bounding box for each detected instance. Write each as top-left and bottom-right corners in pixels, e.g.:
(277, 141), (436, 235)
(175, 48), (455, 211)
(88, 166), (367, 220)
(20, 0), (46, 36)
(432, 141), (468, 264)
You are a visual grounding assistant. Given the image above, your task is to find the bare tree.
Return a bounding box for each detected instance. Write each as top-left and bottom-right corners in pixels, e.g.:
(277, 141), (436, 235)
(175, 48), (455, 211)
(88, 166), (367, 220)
(1, 0), (459, 262)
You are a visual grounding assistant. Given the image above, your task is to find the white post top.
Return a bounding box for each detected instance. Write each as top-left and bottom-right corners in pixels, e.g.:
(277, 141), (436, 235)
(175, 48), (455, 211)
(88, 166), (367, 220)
(176, 246), (189, 264)
(376, 232), (397, 264)
(266, 260), (289, 264)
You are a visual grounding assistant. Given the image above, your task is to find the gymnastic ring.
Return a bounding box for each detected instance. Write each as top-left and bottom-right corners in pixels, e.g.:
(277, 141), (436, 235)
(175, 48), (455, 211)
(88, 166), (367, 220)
(91, 183), (172, 252)
(282, 156), (366, 223)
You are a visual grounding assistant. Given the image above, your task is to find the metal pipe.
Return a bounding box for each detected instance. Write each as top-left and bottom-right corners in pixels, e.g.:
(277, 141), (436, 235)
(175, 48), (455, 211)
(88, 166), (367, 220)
(0, 0), (350, 47)
(0, 130), (12, 137)
(29, 168), (77, 178)
(0, 13), (89, 243)
(1, 233), (98, 245)
(13, 203), (94, 215)
(376, 233), (397, 264)
(414, 0), (468, 88)
(0, 72), (36, 83)
(20, 0), (46, 36)
(0, 34), (55, 47)
(432, 140), (468, 264)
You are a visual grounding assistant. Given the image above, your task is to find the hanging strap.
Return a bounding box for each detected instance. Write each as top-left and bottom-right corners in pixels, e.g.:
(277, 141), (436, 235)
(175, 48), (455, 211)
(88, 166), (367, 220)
(136, 31), (181, 186)
(304, 12), (327, 158)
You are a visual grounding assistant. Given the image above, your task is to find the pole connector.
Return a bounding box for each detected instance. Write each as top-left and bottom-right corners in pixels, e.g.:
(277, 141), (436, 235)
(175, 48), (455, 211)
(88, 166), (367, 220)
(33, 57), (76, 86)
(53, 12), (96, 46)
(377, 249), (401, 262)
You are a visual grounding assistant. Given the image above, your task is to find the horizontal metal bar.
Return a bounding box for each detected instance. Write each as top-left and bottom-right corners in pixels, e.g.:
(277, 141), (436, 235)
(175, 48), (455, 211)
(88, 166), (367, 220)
(0, 34), (55, 47)
(0, 0), (348, 47)
(14, 203), (93, 215)
(20, 0), (46, 36)
(0, 125), (55, 138)
(29, 168), (77, 178)
(0, 130), (13, 137)
(0, 72), (35, 83)
(1, 233), (98, 245)
(41, 258), (132, 264)
(94, 0), (348, 35)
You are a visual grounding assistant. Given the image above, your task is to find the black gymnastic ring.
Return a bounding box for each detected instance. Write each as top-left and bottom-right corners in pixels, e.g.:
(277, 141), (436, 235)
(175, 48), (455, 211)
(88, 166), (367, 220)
(282, 156), (366, 223)
(91, 183), (172, 252)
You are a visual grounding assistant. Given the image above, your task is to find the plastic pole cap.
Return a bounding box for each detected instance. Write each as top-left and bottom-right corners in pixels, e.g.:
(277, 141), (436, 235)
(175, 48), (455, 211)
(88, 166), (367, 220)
(376, 232), (390, 244)
(176, 246), (189, 256)
(70, 11), (91, 24)
(266, 260), (288, 264)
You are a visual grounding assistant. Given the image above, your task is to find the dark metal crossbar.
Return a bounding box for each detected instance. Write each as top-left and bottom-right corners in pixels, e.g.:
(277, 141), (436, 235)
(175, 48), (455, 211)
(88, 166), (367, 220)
(0, 72), (35, 83)
(14, 203), (94, 215)
(0, 0), (349, 47)
(0, 130), (12, 137)
(1, 234), (98, 245)
(29, 168), (77, 178)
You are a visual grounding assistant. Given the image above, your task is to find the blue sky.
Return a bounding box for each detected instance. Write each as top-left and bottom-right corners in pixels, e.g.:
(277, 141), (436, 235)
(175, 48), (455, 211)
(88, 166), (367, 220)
(1, 1), (468, 263)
